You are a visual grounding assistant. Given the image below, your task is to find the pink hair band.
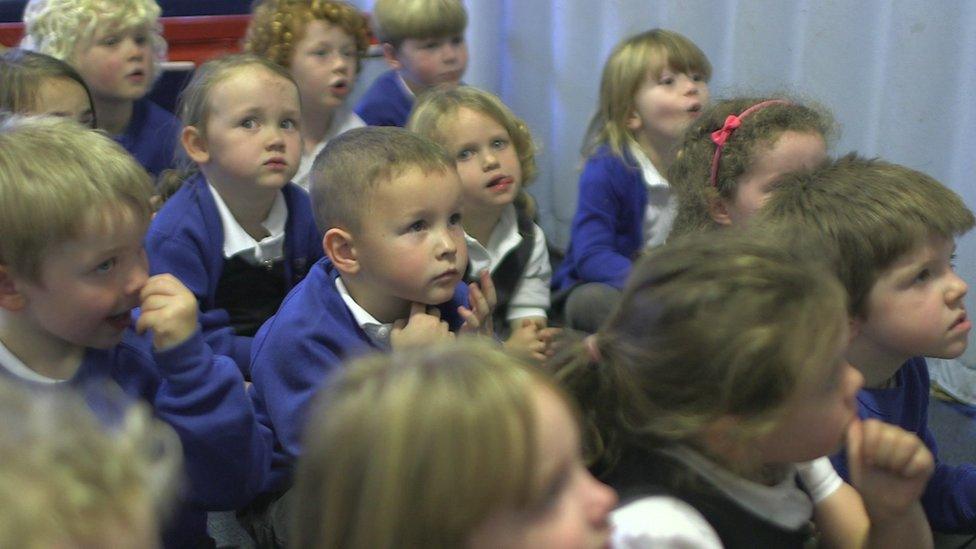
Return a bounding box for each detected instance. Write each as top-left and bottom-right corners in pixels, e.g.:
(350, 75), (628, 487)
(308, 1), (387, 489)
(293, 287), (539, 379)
(708, 99), (792, 188)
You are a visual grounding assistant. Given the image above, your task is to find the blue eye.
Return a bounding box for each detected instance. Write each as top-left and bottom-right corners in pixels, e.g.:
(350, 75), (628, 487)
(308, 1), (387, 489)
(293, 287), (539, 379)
(456, 149), (474, 161)
(241, 118), (257, 129)
(491, 138), (508, 150)
(281, 119), (298, 130)
(409, 220), (428, 232)
(95, 258), (117, 273)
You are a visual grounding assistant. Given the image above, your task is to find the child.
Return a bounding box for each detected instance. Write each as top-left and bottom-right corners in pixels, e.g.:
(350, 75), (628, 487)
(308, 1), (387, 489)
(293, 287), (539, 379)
(249, 127), (493, 508)
(22, 0), (181, 177)
(409, 87), (556, 361)
(245, 0), (371, 191)
(354, 0), (468, 127)
(146, 54), (323, 378)
(0, 379), (181, 548)
(0, 115), (270, 548)
(668, 96), (832, 237)
(552, 29), (710, 333)
(759, 154), (976, 533)
(291, 339), (617, 549)
(0, 48), (95, 127)
(551, 231), (935, 547)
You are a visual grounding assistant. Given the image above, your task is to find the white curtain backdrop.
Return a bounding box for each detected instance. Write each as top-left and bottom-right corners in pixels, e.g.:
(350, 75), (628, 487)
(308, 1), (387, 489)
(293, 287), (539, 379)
(351, 0), (976, 363)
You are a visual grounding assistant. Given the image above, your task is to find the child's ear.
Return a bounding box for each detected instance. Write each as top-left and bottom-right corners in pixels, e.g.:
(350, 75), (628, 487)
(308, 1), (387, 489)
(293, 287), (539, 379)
(181, 126), (210, 164)
(382, 43), (402, 70)
(323, 228), (360, 275)
(625, 109), (643, 132)
(707, 197), (734, 226)
(0, 266), (27, 312)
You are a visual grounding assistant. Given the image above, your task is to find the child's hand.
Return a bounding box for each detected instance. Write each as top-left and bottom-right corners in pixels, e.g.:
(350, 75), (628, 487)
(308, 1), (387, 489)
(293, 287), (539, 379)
(505, 319), (546, 362)
(846, 418), (934, 521)
(135, 274), (199, 351)
(458, 270), (496, 337)
(391, 302), (454, 349)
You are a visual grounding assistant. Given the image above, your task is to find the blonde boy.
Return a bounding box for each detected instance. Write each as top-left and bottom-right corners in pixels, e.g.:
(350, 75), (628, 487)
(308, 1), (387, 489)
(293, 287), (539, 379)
(250, 127), (492, 497)
(760, 153), (976, 533)
(22, 0), (181, 176)
(0, 116), (269, 548)
(354, 0), (468, 127)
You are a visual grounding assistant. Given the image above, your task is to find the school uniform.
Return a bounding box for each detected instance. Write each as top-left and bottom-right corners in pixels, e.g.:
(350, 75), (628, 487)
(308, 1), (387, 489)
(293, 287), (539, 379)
(0, 328), (270, 549)
(465, 203), (550, 336)
(250, 257), (469, 492)
(146, 173), (322, 377)
(114, 98), (181, 177)
(610, 445), (841, 548)
(354, 70), (414, 127)
(831, 356), (976, 532)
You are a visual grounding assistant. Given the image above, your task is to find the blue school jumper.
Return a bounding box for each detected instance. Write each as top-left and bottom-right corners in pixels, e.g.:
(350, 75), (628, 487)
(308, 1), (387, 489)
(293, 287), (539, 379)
(831, 357), (976, 532)
(354, 69), (413, 127)
(250, 257), (469, 492)
(552, 145), (647, 291)
(146, 173), (323, 377)
(114, 98), (181, 177)
(2, 328), (271, 548)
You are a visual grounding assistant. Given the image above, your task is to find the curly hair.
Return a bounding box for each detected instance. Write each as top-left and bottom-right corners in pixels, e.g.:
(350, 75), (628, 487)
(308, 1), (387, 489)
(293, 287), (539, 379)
(245, 0), (370, 72)
(668, 96), (835, 237)
(21, 0), (166, 72)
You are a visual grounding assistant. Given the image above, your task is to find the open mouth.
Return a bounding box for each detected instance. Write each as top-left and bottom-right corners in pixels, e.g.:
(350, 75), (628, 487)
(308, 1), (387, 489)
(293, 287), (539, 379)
(950, 313), (971, 331)
(486, 175), (513, 190)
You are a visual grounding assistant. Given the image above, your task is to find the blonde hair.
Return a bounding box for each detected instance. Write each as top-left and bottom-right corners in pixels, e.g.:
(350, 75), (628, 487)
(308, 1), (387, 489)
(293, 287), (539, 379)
(0, 379), (182, 548)
(21, 0), (166, 76)
(156, 54), (299, 200)
(408, 86), (538, 214)
(668, 96), (834, 237)
(372, 0), (467, 48)
(0, 114), (153, 281)
(245, 0), (370, 72)
(758, 153), (975, 318)
(549, 230), (847, 476)
(583, 28), (711, 159)
(291, 339), (574, 549)
(309, 126), (455, 233)
(0, 48), (95, 125)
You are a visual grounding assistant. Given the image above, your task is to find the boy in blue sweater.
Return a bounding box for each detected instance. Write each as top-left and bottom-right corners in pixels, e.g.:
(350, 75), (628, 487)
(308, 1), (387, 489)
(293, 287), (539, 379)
(354, 0), (468, 127)
(0, 116), (269, 548)
(760, 154), (976, 533)
(250, 126), (493, 496)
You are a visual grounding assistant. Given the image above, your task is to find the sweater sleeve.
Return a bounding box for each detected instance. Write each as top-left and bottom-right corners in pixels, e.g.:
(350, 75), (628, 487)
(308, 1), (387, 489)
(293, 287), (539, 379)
(146, 228), (253, 375)
(918, 416), (976, 532)
(567, 155), (635, 289)
(150, 329), (269, 509)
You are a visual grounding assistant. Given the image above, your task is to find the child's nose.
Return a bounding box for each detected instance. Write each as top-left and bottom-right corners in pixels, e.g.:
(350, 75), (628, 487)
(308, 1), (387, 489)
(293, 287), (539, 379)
(947, 271), (969, 303)
(434, 227), (457, 257)
(585, 471), (618, 524)
(125, 254), (149, 295)
(482, 151), (499, 170)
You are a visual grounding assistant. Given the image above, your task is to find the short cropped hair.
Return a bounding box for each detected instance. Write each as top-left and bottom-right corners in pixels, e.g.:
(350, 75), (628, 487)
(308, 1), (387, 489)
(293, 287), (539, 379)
(669, 96), (834, 237)
(759, 154), (975, 318)
(372, 0), (467, 48)
(309, 126), (455, 233)
(0, 379), (181, 548)
(408, 86), (538, 185)
(22, 0), (166, 75)
(0, 115), (153, 281)
(245, 0), (370, 72)
(292, 339), (574, 549)
(0, 49), (94, 124)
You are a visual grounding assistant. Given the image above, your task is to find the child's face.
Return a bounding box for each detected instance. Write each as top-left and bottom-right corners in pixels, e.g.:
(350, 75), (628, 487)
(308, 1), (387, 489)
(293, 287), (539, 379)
(11, 207), (148, 351)
(720, 130), (827, 226)
(289, 20), (359, 118)
(469, 386), (617, 549)
(628, 64), (709, 152)
(193, 67), (301, 191)
(351, 167), (467, 318)
(391, 35), (467, 93)
(33, 76), (95, 128)
(854, 233), (970, 366)
(71, 25), (153, 103)
(441, 107), (522, 215)
(755, 324), (863, 464)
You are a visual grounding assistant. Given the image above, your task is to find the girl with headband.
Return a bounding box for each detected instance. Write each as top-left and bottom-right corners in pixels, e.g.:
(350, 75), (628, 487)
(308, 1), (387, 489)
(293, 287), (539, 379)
(669, 96), (833, 237)
(552, 28), (711, 333)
